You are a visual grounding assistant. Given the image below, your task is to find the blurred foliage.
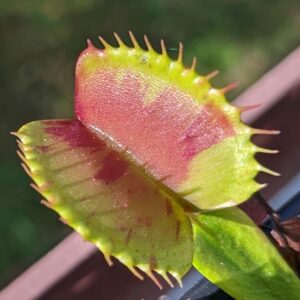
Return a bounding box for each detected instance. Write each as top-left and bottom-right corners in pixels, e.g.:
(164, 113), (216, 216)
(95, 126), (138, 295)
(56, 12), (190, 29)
(0, 0), (299, 288)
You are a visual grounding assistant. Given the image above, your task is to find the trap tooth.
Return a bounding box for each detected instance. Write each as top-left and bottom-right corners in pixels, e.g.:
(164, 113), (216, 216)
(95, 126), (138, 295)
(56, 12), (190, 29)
(259, 165), (281, 176)
(170, 272), (183, 287)
(21, 162), (33, 177)
(86, 39), (95, 49)
(190, 57), (197, 71)
(40, 199), (53, 209)
(251, 128), (281, 135)
(255, 147), (279, 154)
(98, 36), (111, 49)
(113, 32), (125, 47)
(128, 31), (140, 49)
(144, 35), (154, 52)
(127, 265), (144, 281)
(178, 42), (183, 64)
(96, 248), (114, 267)
(205, 70), (219, 80)
(160, 39), (167, 56)
(10, 131), (22, 138)
(159, 271), (174, 288)
(220, 82), (239, 94)
(17, 139), (27, 152)
(146, 269), (163, 290)
(30, 183), (42, 193)
(259, 183), (268, 190)
(17, 150), (27, 164)
(95, 240), (114, 266)
(103, 251), (114, 266)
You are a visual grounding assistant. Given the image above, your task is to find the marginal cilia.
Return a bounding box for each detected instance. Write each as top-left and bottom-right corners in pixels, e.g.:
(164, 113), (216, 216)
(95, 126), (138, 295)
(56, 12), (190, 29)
(13, 32), (280, 289)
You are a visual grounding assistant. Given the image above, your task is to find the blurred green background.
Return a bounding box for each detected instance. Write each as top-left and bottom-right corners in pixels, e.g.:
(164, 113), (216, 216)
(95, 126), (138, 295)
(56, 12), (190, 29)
(1, 0), (299, 288)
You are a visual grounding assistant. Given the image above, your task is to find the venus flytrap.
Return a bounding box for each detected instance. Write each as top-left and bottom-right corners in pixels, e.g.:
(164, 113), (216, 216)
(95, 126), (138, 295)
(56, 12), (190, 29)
(14, 32), (300, 299)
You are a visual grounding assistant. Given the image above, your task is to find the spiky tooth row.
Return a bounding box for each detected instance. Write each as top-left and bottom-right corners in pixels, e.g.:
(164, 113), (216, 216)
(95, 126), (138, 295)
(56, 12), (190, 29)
(117, 255), (182, 289)
(92, 30), (280, 155)
(14, 132), (119, 277)
(92, 32), (254, 149)
(96, 32), (205, 82)
(96, 32), (241, 102)
(91, 28), (280, 156)
(16, 134), (56, 204)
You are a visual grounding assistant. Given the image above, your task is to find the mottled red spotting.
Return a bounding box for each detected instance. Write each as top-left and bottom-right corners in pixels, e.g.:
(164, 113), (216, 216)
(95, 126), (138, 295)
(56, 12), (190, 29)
(86, 209), (96, 221)
(36, 145), (51, 153)
(125, 227), (133, 245)
(165, 198), (173, 215)
(94, 152), (128, 184)
(75, 49), (235, 187)
(43, 120), (104, 149)
(175, 221), (180, 240)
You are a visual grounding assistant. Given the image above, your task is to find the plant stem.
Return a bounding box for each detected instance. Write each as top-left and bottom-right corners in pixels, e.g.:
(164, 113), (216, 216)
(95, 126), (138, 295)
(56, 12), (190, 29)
(255, 192), (288, 247)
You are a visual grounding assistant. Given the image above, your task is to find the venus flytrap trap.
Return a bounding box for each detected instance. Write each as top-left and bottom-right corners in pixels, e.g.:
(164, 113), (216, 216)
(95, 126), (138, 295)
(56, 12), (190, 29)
(13, 32), (300, 299)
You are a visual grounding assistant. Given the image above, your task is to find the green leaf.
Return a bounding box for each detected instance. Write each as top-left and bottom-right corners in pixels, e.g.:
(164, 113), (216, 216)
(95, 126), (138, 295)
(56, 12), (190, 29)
(192, 207), (300, 300)
(16, 119), (193, 286)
